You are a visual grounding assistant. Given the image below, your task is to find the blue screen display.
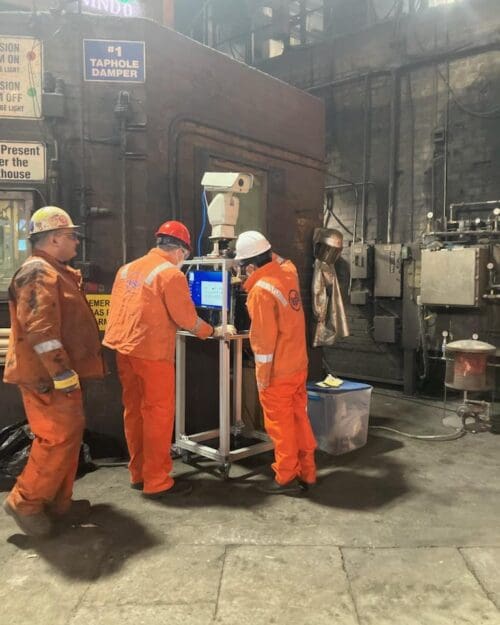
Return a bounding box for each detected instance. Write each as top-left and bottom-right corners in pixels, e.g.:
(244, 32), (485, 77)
(188, 270), (230, 310)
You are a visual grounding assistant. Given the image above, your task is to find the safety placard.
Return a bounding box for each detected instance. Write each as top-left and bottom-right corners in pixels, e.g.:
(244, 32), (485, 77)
(0, 37), (42, 118)
(0, 141), (46, 182)
(83, 39), (145, 83)
(86, 294), (111, 331)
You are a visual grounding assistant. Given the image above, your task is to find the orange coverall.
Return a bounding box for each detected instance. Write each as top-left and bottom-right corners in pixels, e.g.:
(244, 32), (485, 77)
(103, 248), (212, 494)
(4, 250), (104, 515)
(245, 258), (317, 485)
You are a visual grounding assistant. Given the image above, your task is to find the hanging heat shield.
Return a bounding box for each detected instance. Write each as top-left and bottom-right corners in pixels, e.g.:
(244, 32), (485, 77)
(312, 228), (350, 347)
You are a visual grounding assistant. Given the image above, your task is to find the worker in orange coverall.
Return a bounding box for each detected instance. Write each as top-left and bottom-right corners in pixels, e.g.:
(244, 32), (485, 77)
(235, 231), (317, 495)
(3, 206), (104, 537)
(103, 221), (235, 498)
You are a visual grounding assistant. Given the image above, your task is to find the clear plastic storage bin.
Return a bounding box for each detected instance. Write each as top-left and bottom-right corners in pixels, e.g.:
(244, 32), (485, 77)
(307, 381), (372, 455)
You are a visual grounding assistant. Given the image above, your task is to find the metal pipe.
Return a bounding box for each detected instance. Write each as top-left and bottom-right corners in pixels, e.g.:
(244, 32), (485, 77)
(120, 117), (127, 264)
(325, 182), (376, 190)
(77, 11), (87, 261)
(361, 74), (371, 244)
(308, 70), (391, 92)
(426, 230), (500, 237)
(299, 0), (307, 46)
(406, 73), (415, 240)
(387, 71), (400, 244)
(451, 200), (500, 208)
(48, 139), (59, 205)
(443, 58), (450, 229)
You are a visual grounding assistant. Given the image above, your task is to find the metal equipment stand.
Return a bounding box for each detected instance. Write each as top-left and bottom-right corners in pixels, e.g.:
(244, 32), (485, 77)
(175, 331), (273, 478)
(174, 258), (273, 479)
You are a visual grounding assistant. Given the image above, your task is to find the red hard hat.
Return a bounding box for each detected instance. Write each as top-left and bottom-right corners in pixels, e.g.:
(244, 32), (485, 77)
(155, 220), (191, 250)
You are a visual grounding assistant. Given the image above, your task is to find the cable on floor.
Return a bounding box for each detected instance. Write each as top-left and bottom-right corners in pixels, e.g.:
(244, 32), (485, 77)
(369, 425), (465, 441)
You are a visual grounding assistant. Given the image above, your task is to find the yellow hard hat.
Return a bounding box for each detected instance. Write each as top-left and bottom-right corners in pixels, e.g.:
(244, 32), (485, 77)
(29, 206), (79, 237)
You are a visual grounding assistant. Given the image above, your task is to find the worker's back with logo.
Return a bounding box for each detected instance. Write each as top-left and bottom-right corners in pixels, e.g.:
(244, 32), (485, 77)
(245, 259), (308, 388)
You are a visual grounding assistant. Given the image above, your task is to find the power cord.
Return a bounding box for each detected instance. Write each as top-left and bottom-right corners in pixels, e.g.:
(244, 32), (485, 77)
(369, 425), (465, 441)
(197, 190), (208, 257)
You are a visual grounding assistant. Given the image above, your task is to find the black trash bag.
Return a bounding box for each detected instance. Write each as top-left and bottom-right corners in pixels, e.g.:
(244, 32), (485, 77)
(0, 421), (34, 478)
(77, 441), (98, 477)
(0, 421), (98, 479)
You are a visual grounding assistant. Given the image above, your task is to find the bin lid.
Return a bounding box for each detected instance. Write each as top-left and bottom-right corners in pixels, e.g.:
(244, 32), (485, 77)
(307, 379), (372, 394)
(446, 339), (496, 354)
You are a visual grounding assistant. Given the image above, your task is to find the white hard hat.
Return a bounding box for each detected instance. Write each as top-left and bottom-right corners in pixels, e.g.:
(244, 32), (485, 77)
(29, 206), (79, 237)
(234, 231), (271, 262)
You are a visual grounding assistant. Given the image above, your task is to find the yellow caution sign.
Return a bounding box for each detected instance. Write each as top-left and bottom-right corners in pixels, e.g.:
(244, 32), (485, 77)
(86, 294), (111, 332)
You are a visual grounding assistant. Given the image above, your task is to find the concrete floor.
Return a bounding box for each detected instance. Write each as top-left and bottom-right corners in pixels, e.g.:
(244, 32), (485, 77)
(0, 390), (499, 625)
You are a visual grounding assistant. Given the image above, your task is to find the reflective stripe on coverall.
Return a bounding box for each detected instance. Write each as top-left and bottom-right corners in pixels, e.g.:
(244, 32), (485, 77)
(4, 250), (104, 516)
(103, 248), (212, 494)
(245, 259), (317, 485)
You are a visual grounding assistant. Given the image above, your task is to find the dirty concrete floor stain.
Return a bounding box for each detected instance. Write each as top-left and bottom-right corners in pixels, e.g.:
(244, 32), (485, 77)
(0, 392), (499, 625)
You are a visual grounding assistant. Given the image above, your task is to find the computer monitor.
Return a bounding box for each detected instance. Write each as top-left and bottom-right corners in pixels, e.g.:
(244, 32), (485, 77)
(188, 270), (230, 310)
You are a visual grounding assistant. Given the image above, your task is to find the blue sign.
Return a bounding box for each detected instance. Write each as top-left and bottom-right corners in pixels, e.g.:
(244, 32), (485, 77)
(83, 39), (145, 83)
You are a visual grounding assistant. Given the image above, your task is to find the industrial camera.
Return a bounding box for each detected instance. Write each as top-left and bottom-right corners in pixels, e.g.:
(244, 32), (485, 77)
(201, 172), (253, 194)
(201, 172), (254, 253)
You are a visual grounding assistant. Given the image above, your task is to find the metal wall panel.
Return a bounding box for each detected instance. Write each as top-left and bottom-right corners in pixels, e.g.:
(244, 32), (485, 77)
(374, 244), (402, 298)
(420, 247), (489, 307)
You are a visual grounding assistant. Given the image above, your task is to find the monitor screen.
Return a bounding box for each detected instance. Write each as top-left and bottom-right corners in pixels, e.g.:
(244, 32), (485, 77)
(188, 270), (230, 310)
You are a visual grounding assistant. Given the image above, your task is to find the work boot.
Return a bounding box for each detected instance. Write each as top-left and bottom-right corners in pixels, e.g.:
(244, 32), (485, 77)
(130, 481), (144, 491)
(256, 478), (304, 495)
(48, 499), (91, 526)
(3, 499), (52, 537)
(142, 480), (193, 499)
(297, 479), (315, 492)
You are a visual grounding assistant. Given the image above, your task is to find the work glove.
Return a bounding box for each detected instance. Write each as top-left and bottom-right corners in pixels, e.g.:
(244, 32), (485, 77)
(52, 369), (81, 394)
(212, 324), (237, 339)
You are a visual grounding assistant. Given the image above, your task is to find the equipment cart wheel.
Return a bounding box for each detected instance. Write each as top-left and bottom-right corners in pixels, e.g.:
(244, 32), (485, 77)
(181, 450), (194, 464)
(216, 462), (231, 480)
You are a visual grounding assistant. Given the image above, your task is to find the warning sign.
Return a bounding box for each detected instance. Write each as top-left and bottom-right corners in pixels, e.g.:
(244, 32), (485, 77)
(86, 294), (111, 331)
(83, 39), (145, 83)
(0, 37), (42, 118)
(0, 141), (46, 182)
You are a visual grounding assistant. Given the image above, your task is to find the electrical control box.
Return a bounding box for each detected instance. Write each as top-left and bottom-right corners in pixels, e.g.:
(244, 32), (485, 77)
(350, 289), (369, 306)
(374, 315), (398, 343)
(420, 247), (489, 307)
(350, 243), (372, 279)
(374, 244), (402, 298)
